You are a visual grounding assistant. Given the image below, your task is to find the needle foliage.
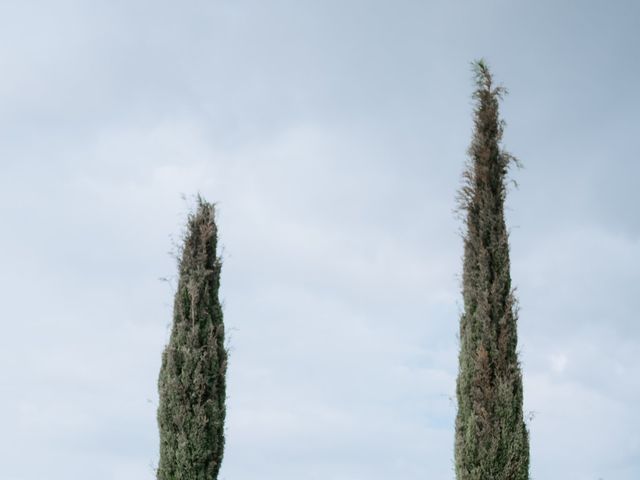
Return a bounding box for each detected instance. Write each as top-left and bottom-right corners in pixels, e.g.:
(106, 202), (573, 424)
(454, 60), (529, 480)
(157, 197), (227, 480)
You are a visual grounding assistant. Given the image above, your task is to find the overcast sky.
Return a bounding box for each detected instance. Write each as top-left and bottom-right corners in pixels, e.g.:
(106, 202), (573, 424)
(1, 1), (639, 479)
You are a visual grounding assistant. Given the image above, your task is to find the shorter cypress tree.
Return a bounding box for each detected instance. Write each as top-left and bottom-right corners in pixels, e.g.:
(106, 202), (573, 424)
(157, 197), (227, 480)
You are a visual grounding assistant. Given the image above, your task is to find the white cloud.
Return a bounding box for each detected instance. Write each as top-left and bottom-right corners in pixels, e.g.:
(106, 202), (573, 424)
(1, 1), (639, 479)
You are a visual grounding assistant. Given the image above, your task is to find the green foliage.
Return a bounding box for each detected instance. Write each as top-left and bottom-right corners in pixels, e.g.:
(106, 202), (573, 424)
(157, 197), (227, 480)
(455, 60), (529, 480)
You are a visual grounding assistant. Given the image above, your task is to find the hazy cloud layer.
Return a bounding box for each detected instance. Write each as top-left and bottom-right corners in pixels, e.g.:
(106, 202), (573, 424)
(1, 1), (638, 479)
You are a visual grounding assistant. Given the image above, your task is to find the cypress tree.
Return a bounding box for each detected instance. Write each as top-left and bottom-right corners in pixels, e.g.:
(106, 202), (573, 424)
(157, 197), (227, 480)
(454, 60), (529, 480)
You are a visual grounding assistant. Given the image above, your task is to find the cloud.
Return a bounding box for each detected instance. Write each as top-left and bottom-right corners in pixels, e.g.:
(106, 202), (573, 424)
(1, 1), (639, 479)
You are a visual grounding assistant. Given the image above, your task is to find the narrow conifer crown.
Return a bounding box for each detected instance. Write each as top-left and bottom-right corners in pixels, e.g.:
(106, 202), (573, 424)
(454, 60), (529, 480)
(157, 196), (227, 480)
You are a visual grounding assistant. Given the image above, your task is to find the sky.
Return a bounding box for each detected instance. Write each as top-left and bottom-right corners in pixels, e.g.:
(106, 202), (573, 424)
(1, 1), (639, 479)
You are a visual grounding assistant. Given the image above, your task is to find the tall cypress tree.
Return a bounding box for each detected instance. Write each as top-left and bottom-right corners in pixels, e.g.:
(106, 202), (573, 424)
(454, 60), (529, 480)
(157, 197), (227, 480)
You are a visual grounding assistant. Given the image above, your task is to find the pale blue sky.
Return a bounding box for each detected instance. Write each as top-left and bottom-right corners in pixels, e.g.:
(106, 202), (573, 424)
(1, 1), (639, 479)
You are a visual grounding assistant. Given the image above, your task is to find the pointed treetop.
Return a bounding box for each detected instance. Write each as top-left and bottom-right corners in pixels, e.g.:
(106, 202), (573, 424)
(472, 58), (507, 98)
